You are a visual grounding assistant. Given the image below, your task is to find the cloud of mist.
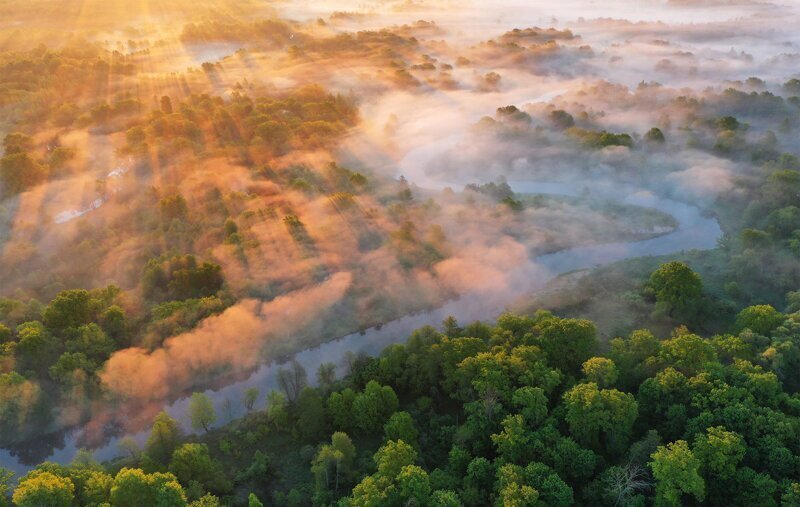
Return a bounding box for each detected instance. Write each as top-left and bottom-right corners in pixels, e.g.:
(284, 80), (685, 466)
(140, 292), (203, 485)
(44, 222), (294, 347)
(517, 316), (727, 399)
(100, 272), (353, 401)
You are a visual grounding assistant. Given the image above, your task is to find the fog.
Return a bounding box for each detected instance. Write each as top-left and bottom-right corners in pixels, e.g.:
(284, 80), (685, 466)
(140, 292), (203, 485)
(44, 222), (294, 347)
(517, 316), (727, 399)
(0, 0), (798, 469)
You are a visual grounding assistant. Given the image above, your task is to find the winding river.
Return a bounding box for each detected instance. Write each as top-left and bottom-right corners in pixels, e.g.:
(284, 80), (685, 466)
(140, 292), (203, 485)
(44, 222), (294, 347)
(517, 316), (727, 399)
(0, 174), (722, 475)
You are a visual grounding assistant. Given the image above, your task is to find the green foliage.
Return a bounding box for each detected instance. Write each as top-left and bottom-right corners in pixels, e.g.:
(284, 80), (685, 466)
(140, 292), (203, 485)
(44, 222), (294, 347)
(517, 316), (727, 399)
(549, 110), (575, 130)
(650, 440), (705, 506)
(110, 468), (186, 507)
(0, 152), (47, 194)
(645, 127), (666, 143)
(188, 393), (216, 433)
(533, 314), (597, 374)
(353, 381), (399, 433)
(582, 357), (619, 387)
(13, 471), (75, 507)
(296, 387), (326, 441)
(568, 127), (634, 149)
(657, 332), (717, 375)
(511, 386), (548, 425)
(693, 426), (744, 480)
(143, 255), (224, 301)
(349, 440), (420, 505)
(6, 303), (800, 506)
(169, 444), (231, 498)
(647, 261), (704, 321)
(383, 411), (419, 445)
(0, 372), (44, 439)
(716, 116), (740, 131)
(146, 412), (184, 465)
(244, 387), (259, 411)
(563, 382), (638, 453)
(0, 468), (12, 507)
(735, 305), (784, 334)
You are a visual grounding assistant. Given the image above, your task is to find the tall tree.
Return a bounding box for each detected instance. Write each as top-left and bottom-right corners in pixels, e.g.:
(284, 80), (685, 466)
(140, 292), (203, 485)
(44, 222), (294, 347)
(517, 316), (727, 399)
(650, 440), (705, 506)
(188, 393), (216, 433)
(12, 471), (75, 507)
(277, 360), (307, 404)
(145, 412), (183, 465)
(109, 468), (186, 507)
(244, 387), (259, 412)
(647, 261), (703, 321)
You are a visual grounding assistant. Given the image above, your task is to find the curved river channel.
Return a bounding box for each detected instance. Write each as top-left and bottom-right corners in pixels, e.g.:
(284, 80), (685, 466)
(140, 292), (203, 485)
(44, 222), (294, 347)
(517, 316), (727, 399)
(0, 178), (722, 475)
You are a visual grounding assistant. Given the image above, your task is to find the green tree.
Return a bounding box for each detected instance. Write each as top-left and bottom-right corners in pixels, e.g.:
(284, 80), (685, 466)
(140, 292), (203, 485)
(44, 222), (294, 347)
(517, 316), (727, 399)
(693, 426), (745, 480)
(645, 127), (666, 143)
(244, 387), (259, 412)
(657, 332), (716, 375)
(495, 463), (539, 507)
(533, 315), (597, 374)
(316, 362), (337, 393)
(650, 440), (705, 506)
(169, 443), (231, 498)
(0, 467), (12, 507)
(648, 261), (703, 320)
(160, 194), (188, 221)
(266, 390), (289, 430)
(782, 482), (800, 506)
(248, 493), (264, 507)
(549, 110), (575, 130)
(349, 440), (417, 506)
(383, 412), (419, 446)
(375, 440), (417, 479)
(190, 494), (222, 506)
(443, 316), (462, 338)
(735, 305), (784, 335)
(48, 352), (97, 385)
(15, 321), (59, 373)
(0, 372), (45, 437)
(430, 489), (461, 507)
(296, 387), (326, 441)
(523, 462), (573, 506)
(353, 381), (399, 433)
(492, 414), (532, 464)
(312, 432), (356, 497)
(609, 329), (660, 390)
(80, 470), (113, 505)
(716, 116), (740, 131)
(12, 471), (75, 507)
(396, 465), (431, 504)
(66, 323), (115, 362)
(42, 289), (93, 330)
(563, 382), (638, 453)
(277, 360), (308, 404)
(511, 386), (548, 425)
(110, 468), (187, 507)
(0, 152), (47, 194)
(328, 388), (356, 431)
(101, 305), (127, 342)
(582, 357), (619, 387)
(3, 132), (33, 154)
(188, 393), (216, 433)
(146, 412), (184, 465)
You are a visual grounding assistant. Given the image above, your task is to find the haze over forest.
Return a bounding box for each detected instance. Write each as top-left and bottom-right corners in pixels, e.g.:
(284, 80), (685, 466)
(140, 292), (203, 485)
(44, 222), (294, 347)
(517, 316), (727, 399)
(2, 0), (800, 505)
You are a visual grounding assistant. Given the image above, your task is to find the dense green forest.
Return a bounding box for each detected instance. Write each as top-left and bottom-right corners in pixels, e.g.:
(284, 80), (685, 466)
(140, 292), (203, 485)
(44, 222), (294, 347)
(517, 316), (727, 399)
(4, 0), (800, 505)
(6, 283), (800, 506)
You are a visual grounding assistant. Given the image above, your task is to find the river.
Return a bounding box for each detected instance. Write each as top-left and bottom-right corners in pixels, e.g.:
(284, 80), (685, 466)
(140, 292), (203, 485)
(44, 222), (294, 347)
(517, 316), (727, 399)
(0, 174), (721, 475)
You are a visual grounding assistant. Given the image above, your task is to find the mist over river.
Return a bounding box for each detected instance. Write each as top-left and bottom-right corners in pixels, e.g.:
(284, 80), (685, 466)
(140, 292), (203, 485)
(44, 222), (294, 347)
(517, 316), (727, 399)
(0, 175), (721, 475)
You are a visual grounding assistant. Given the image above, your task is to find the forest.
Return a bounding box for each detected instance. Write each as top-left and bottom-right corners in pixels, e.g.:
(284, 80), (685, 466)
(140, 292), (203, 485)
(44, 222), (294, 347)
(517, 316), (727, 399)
(2, 0), (800, 505)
